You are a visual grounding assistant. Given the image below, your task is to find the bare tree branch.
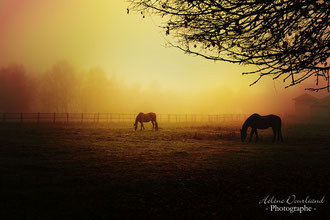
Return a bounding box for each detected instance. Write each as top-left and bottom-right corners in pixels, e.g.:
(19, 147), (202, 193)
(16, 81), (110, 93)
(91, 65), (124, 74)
(128, 0), (330, 91)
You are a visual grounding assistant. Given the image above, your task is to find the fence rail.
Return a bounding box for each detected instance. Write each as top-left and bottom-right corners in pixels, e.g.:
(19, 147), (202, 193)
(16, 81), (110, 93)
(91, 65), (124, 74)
(0, 112), (251, 123)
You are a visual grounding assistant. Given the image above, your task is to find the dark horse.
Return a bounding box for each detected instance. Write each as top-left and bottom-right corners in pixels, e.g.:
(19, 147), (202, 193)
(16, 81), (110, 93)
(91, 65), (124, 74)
(134, 112), (158, 131)
(241, 113), (283, 142)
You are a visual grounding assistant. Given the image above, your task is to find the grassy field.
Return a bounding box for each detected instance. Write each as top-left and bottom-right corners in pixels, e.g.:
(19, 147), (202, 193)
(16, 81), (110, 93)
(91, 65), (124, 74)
(1, 122), (330, 219)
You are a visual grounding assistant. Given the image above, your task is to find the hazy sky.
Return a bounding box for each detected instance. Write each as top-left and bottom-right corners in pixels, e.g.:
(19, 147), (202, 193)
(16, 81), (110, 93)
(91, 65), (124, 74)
(0, 0), (252, 89)
(0, 0), (326, 114)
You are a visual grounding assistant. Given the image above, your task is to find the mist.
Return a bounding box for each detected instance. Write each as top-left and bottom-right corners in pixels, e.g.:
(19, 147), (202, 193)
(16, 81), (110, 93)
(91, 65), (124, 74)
(0, 61), (318, 115)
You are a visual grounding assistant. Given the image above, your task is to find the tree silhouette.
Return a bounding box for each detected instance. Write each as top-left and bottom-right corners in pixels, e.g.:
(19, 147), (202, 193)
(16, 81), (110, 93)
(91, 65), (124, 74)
(39, 61), (79, 112)
(0, 65), (35, 112)
(128, 0), (330, 91)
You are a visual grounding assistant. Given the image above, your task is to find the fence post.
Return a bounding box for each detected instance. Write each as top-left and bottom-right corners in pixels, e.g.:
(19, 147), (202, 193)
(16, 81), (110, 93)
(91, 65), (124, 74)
(53, 112), (56, 123)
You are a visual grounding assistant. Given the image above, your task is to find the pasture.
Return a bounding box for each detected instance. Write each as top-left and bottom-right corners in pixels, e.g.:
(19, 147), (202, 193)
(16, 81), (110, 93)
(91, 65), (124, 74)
(1, 122), (329, 219)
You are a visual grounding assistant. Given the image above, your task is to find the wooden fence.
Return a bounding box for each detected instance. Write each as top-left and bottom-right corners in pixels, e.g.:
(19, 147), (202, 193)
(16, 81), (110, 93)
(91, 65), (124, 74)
(0, 112), (251, 123)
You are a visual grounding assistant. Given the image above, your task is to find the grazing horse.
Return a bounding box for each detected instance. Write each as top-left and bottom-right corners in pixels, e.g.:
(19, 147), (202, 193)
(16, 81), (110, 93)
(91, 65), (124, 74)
(134, 112), (158, 131)
(241, 113), (283, 142)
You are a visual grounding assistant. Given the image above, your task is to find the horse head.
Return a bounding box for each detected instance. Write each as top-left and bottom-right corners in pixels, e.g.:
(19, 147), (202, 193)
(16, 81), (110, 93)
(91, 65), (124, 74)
(133, 122), (137, 131)
(240, 129), (247, 142)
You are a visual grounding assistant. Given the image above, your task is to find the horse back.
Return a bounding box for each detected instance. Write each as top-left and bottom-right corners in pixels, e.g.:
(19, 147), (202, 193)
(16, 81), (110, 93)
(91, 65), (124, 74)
(265, 114), (281, 122)
(137, 112), (157, 122)
(147, 112), (157, 121)
(264, 114), (281, 127)
(246, 114), (281, 129)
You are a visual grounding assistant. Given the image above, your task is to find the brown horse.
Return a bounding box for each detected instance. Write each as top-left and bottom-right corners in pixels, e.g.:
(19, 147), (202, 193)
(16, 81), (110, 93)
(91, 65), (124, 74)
(134, 112), (158, 131)
(241, 113), (283, 142)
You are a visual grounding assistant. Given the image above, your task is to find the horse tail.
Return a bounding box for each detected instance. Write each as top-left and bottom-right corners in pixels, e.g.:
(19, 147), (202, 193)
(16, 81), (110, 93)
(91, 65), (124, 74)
(278, 115), (282, 129)
(278, 116), (283, 142)
(153, 113), (158, 130)
(155, 121), (158, 130)
(278, 118), (283, 142)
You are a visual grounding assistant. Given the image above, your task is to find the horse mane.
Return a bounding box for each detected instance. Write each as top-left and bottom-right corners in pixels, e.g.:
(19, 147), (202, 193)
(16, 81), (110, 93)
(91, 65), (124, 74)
(242, 113), (259, 132)
(134, 112), (143, 125)
(242, 120), (249, 132)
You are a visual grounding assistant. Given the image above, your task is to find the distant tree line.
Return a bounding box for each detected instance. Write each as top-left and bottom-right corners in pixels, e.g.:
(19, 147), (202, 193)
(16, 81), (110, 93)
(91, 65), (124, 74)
(0, 61), (295, 114)
(0, 65), (34, 112)
(0, 61), (123, 113)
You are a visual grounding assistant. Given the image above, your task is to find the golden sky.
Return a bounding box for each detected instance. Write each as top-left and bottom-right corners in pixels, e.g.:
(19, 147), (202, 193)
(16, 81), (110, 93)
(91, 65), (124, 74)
(0, 0), (325, 114)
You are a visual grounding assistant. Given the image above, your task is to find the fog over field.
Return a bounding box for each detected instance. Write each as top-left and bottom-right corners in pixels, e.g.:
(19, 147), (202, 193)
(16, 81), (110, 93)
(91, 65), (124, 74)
(0, 62), (325, 116)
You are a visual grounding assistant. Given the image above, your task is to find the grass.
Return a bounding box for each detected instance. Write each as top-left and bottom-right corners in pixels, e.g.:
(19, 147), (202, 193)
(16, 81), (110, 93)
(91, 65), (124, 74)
(0, 122), (329, 219)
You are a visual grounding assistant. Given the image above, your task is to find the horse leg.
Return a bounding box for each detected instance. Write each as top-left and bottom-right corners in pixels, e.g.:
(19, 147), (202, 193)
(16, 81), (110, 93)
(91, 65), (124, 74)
(279, 127), (283, 142)
(140, 121), (144, 130)
(255, 129), (259, 142)
(155, 121), (158, 131)
(152, 121), (155, 129)
(249, 128), (255, 142)
(272, 127), (276, 142)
